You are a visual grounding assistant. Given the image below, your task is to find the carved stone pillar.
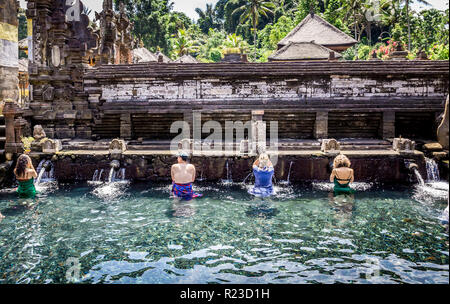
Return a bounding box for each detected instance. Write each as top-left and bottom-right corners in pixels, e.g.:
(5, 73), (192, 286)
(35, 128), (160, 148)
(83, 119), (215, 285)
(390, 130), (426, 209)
(0, 0), (19, 111)
(120, 113), (131, 140)
(251, 110), (266, 154)
(382, 111), (396, 140)
(314, 111), (328, 139)
(183, 111), (193, 140)
(2, 100), (22, 156)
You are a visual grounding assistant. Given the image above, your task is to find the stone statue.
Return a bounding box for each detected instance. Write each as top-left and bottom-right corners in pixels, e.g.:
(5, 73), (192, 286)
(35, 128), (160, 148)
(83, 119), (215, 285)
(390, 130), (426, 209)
(321, 139), (340, 153)
(109, 139), (127, 153)
(393, 138), (415, 154)
(33, 125), (47, 140)
(42, 139), (62, 153)
(437, 95), (449, 150)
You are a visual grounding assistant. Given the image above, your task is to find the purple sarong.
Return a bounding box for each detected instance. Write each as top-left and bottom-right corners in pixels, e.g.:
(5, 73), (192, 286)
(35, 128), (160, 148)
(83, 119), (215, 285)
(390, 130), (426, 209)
(172, 183), (202, 201)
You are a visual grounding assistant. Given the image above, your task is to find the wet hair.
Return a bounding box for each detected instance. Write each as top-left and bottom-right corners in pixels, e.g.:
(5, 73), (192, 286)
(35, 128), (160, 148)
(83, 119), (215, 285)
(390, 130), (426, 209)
(15, 154), (30, 178)
(180, 155), (188, 162)
(258, 153), (270, 168)
(333, 154), (351, 168)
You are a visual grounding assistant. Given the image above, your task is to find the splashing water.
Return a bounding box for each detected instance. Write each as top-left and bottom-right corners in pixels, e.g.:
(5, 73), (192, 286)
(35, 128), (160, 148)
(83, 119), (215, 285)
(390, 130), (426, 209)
(426, 158), (440, 182)
(91, 167), (129, 200)
(91, 181), (130, 201)
(312, 182), (373, 192)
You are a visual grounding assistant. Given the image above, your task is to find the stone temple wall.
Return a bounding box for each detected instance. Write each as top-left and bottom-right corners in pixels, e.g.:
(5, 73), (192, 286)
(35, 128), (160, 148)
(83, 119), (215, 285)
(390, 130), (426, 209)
(82, 61), (449, 141)
(0, 0), (19, 109)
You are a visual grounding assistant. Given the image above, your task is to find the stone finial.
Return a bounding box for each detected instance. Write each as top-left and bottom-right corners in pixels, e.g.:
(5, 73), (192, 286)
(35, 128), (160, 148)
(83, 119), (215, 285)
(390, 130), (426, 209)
(158, 54), (164, 63)
(389, 43), (408, 60)
(416, 49), (428, 60)
(109, 139), (127, 154)
(393, 138), (416, 154)
(328, 51), (336, 61)
(321, 139), (341, 154)
(240, 139), (249, 155)
(33, 125), (47, 141)
(369, 51), (381, 61)
(42, 139), (62, 153)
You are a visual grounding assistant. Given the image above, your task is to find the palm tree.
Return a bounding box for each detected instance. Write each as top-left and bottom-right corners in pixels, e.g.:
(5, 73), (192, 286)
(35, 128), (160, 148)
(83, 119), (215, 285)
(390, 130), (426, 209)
(172, 29), (199, 57)
(231, 0), (275, 59)
(338, 0), (364, 41)
(404, 0), (431, 51)
(195, 3), (218, 34)
(224, 33), (250, 53)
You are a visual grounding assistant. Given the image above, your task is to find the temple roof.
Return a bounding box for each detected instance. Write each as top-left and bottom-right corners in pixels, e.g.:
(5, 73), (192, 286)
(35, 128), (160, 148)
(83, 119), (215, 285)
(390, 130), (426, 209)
(132, 47), (158, 63)
(278, 13), (357, 50)
(173, 54), (199, 64)
(269, 41), (341, 61)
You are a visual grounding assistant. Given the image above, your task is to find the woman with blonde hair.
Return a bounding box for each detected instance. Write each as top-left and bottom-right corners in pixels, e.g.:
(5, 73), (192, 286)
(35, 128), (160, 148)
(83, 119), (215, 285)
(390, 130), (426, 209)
(248, 153), (274, 198)
(330, 154), (355, 196)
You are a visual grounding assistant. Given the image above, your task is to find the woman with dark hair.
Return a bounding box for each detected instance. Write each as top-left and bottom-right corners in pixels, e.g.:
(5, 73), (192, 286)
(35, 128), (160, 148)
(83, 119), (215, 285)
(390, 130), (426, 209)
(14, 154), (38, 199)
(330, 154), (355, 196)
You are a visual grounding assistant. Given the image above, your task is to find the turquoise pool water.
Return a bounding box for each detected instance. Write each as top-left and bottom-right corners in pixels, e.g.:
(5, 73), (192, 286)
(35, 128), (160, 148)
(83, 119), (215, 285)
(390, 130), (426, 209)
(0, 181), (448, 284)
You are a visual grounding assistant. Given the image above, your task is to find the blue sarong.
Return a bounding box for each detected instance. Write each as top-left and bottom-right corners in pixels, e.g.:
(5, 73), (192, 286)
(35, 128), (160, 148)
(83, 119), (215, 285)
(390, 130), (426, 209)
(172, 183), (202, 201)
(249, 167), (274, 198)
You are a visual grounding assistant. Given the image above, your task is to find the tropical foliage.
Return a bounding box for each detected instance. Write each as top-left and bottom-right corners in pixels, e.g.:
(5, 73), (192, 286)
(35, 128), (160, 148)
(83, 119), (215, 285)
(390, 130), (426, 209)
(55, 0), (450, 62)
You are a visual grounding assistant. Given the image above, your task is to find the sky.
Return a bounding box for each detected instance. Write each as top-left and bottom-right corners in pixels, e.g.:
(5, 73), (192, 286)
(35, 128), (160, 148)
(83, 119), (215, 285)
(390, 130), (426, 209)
(19, 0), (449, 21)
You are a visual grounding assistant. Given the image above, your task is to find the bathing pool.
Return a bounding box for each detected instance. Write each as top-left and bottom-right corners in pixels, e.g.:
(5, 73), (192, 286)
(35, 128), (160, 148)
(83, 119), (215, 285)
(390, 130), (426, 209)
(0, 181), (448, 284)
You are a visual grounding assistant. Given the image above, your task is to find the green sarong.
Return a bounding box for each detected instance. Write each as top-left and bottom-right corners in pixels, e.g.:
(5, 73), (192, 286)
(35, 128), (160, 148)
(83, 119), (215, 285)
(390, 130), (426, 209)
(17, 178), (37, 199)
(333, 178), (354, 196)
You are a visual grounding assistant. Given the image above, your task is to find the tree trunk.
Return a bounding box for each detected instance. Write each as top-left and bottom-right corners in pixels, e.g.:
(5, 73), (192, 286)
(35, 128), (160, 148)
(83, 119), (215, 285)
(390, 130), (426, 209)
(253, 14), (257, 61)
(406, 0), (411, 51)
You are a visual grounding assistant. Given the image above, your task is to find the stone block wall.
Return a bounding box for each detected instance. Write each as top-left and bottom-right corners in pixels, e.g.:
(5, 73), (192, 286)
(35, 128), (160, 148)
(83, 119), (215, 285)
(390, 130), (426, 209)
(83, 61), (449, 141)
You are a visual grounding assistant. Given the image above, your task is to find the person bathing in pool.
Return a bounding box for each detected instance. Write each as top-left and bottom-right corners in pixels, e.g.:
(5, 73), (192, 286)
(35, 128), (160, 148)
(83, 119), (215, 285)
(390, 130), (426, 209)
(330, 154), (355, 196)
(14, 154), (38, 199)
(171, 152), (202, 201)
(248, 153), (275, 198)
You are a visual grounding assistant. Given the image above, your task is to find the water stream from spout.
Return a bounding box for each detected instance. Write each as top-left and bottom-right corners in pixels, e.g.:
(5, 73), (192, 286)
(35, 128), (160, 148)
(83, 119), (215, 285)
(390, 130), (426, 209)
(286, 161), (294, 184)
(221, 160), (233, 184)
(108, 167), (117, 183)
(242, 172), (253, 184)
(35, 160), (55, 185)
(413, 167), (425, 186)
(425, 158), (440, 182)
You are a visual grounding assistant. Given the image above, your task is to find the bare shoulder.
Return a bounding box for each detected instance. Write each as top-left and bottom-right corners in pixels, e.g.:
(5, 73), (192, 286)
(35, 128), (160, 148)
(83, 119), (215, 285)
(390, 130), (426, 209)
(187, 164), (196, 171)
(171, 164), (179, 170)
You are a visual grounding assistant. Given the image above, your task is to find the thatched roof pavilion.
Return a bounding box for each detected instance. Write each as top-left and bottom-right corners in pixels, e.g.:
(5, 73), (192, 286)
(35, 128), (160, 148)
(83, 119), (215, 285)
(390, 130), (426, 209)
(278, 13), (357, 52)
(269, 41), (341, 62)
(132, 47), (158, 63)
(173, 54), (199, 63)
